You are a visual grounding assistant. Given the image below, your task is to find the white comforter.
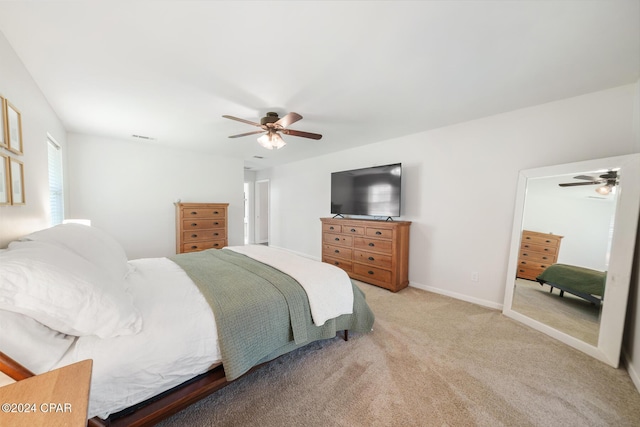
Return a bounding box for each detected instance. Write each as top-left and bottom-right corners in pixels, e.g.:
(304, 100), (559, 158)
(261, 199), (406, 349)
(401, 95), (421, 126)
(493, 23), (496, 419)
(53, 246), (355, 419)
(53, 257), (221, 419)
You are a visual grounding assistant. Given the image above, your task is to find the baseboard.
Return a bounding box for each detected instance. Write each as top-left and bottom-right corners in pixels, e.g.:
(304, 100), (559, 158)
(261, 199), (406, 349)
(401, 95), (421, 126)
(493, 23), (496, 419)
(622, 349), (640, 393)
(408, 281), (503, 311)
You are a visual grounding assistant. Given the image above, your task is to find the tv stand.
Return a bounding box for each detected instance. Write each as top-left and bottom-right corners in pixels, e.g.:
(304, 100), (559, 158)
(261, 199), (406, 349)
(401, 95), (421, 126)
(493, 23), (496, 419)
(332, 213), (344, 219)
(320, 217), (411, 292)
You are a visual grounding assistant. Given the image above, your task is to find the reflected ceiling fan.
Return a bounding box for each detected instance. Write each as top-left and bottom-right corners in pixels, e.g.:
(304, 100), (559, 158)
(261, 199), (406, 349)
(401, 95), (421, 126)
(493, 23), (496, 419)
(558, 171), (619, 195)
(222, 112), (322, 150)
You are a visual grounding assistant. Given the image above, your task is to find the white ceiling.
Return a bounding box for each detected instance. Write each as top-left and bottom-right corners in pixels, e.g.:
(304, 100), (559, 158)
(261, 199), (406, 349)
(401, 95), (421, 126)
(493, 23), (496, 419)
(0, 1), (638, 170)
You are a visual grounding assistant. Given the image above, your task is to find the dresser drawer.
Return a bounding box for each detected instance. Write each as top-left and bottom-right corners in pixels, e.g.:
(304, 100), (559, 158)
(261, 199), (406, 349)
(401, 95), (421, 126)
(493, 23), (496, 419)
(521, 233), (560, 248)
(518, 249), (553, 264)
(182, 207), (226, 219)
(516, 266), (546, 281)
(183, 229), (226, 242)
(323, 244), (352, 260)
(354, 237), (393, 254)
(365, 227), (393, 239)
(342, 225), (365, 235)
(354, 250), (392, 269)
(322, 223), (342, 233)
(353, 263), (392, 284)
(323, 233), (353, 246)
(182, 240), (225, 252)
(518, 259), (551, 271)
(520, 242), (559, 256)
(323, 256), (353, 273)
(182, 219), (225, 230)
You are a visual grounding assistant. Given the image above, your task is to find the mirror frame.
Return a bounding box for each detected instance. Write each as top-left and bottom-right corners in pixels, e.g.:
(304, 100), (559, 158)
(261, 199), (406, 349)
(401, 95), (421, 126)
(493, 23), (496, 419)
(502, 153), (640, 367)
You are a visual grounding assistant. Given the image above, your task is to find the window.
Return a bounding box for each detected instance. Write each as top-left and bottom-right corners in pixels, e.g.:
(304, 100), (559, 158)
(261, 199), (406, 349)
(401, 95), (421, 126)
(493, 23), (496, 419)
(48, 136), (64, 225)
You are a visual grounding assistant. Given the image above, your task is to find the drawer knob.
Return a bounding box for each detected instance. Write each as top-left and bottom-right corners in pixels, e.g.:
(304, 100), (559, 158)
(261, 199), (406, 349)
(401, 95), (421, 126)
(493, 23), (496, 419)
(214, 211), (219, 214)
(191, 245), (198, 249)
(214, 222), (220, 225)
(330, 226), (335, 230)
(335, 237), (340, 241)
(525, 236), (531, 239)
(334, 261), (339, 265)
(191, 223), (198, 226)
(190, 211), (198, 215)
(214, 232), (219, 236)
(368, 256), (374, 261)
(375, 231), (382, 235)
(368, 243), (375, 247)
(350, 228), (356, 232)
(368, 270), (374, 275)
(214, 243), (220, 247)
(334, 249), (340, 253)
(191, 234), (198, 238)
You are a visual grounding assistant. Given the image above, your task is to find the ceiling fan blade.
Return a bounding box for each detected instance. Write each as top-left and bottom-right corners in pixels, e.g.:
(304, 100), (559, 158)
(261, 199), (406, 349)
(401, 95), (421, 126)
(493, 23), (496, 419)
(228, 130), (266, 138)
(558, 181), (602, 187)
(281, 128), (323, 140)
(222, 115), (263, 128)
(275, 112), (303, 128)
(573, 175), (598, 181)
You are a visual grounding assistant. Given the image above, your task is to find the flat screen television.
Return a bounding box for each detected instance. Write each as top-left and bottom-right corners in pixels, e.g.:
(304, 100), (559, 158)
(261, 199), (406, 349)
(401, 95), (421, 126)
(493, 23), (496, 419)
(331, 163), (402, 217)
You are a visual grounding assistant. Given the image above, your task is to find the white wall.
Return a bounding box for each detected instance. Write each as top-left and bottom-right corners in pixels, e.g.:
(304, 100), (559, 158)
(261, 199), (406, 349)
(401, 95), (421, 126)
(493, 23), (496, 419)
(523, 185), (616, 271)
(66, 134), (244, 259)
(259, 84), (639, 310)
(0, 31), (67, 246)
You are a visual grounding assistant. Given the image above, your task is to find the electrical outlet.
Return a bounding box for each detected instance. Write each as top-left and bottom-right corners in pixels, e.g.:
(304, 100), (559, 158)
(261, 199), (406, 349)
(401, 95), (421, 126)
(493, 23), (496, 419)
(471, 272), (479, 282)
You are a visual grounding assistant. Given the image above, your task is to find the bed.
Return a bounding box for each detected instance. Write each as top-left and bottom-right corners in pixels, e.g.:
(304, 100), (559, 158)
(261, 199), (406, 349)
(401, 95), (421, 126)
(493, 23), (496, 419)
(0, 224), (374, 426)
(535, 263), (607, 306)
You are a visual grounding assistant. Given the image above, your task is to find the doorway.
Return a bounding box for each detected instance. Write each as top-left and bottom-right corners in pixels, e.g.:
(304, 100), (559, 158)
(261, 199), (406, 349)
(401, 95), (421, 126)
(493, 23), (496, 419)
(255, 179), (269, 244)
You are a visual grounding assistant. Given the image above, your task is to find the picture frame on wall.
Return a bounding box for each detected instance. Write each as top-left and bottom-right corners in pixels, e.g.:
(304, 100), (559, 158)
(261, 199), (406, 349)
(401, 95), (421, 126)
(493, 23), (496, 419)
(0, 153), (9, 205)
(6, 101), (23, 155)
(9, 157), (24, 205)
(0, 96), (6, 149)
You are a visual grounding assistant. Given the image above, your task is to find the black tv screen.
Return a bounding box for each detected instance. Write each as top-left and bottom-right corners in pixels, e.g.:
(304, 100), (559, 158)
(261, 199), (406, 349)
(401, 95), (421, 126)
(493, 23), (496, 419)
(331, 163), (402, 217)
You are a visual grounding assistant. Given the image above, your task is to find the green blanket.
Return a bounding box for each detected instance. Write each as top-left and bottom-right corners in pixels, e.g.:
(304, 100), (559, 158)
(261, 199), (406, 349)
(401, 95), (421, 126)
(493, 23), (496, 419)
(170, 249), (374, 380)
(536, 263), (606, 297)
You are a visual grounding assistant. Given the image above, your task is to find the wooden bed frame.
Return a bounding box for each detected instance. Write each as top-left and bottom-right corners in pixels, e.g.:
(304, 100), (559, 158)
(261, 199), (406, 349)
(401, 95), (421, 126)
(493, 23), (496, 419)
(0, 331), (349, 426)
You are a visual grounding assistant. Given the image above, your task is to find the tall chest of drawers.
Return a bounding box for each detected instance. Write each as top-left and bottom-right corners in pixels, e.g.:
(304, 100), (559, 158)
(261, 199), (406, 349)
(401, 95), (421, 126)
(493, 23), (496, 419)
(321, 217), (411, 292)
(516, 230), (563, 280)
(175, 203), (229, 254)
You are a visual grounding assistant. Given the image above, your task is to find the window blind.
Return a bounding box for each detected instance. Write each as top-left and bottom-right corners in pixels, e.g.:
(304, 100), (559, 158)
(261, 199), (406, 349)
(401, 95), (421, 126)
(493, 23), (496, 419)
(48, 137), (64, 225)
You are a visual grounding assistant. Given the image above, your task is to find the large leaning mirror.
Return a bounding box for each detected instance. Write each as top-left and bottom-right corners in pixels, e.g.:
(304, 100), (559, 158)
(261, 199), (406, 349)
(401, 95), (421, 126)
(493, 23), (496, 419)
(503, 153), (640, 368)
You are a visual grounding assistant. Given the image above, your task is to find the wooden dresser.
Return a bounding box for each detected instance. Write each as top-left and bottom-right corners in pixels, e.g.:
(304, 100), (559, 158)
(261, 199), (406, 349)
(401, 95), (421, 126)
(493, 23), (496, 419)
(175, 203), (228, 254)
(321, 217), (411, 292)
(516, 230), (563, 280)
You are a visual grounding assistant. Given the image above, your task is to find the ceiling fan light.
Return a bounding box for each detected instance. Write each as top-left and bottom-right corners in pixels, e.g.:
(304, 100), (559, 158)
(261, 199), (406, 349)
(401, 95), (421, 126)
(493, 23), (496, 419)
(271, 133), (286, 149)
(257, 132), (286, 150)
(257, 134), (275, 150)
(595, 185), (612, 195)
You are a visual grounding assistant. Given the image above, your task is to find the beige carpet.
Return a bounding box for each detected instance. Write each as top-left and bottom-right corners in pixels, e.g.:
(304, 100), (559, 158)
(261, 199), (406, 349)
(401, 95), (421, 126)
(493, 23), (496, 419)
(156, 282), (640, 427)
(511, 278), (600, 345)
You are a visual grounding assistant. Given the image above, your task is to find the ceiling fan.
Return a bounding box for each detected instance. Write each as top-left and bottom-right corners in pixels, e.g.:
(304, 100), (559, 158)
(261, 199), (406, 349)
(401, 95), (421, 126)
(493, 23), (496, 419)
(222, 112), (322, 150)
(558, 170), (619, 195)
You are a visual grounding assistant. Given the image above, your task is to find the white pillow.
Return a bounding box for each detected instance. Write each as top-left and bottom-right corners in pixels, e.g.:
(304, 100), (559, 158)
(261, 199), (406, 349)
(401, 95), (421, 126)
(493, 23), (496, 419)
(0, 309), (75, 374)
(0, 241), (142, 338)
(20, 223), (132, 281)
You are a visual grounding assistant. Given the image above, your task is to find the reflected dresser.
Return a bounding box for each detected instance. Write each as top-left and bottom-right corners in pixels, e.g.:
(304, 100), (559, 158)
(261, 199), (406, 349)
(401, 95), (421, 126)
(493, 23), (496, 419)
(516, 230), (563, 280)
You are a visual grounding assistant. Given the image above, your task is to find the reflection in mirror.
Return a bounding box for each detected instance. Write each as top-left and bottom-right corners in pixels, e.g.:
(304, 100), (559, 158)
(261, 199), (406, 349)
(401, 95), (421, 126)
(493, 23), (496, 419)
(503, 154), (640, 368)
